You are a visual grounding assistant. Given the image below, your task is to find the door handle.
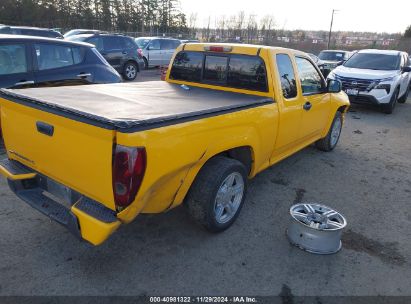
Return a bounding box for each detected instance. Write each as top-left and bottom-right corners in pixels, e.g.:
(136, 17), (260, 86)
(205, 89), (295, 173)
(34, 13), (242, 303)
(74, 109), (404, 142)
(14, 80), (35, 86)
(303, 101), (312, 111)
(36, 121), (54, 137)
(122, 51), (127, 55)
(77, 73), (92, 78)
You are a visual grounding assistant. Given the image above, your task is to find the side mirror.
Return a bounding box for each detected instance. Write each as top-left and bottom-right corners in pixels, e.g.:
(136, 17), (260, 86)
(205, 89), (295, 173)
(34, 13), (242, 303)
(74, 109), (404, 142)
(327, 79), (342, 93)
(402, 66), (411, 73)
(146, 46), (150, 50)
(336, 61), (344, 66)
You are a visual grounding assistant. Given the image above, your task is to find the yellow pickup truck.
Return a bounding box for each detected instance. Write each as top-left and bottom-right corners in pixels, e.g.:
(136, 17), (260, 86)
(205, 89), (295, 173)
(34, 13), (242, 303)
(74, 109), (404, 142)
(0, 43), (349, 245)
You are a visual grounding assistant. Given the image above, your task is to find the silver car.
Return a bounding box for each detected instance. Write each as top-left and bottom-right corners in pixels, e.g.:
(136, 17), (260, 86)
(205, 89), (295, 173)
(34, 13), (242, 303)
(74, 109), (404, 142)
(135, 37), (181, 69)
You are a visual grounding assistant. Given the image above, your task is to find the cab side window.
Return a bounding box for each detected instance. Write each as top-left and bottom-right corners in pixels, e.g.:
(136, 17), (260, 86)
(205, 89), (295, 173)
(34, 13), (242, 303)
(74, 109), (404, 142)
(276, 54), (297, 99)
(295, 56), (324, 95)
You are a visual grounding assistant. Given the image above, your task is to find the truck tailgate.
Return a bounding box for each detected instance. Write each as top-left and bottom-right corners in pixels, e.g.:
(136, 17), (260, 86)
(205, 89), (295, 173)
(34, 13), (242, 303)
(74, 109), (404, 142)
(0, 98), (116, 210)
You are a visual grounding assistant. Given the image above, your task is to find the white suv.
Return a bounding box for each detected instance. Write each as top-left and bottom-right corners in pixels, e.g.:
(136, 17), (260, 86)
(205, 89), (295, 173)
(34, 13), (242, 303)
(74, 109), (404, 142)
(328, 49), (411, 114)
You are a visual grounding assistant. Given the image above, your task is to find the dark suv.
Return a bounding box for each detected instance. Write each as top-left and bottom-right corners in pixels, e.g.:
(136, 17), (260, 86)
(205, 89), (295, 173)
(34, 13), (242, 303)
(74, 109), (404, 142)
(0, 35), (121, 89)
(0, 26), (63, 39)
(67, 34), (144, 81)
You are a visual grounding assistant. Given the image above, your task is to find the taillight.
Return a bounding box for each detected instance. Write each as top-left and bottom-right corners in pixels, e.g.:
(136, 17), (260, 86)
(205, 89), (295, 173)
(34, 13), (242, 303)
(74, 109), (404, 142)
(137, 48), (143, 57)
(112, 145), (146, 210)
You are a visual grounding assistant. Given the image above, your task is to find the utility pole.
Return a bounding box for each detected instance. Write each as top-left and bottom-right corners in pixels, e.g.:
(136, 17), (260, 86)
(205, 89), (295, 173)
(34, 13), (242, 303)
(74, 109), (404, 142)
(328, 9), (339, 49)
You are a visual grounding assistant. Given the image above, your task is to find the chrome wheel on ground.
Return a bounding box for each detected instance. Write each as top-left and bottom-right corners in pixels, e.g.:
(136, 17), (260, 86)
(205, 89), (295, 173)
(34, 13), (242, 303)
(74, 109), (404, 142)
(287, 203), (347, 254)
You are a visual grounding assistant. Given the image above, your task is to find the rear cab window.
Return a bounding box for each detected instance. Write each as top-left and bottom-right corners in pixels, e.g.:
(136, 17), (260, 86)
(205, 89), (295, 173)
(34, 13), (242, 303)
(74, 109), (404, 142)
(170, 51), (268, 92)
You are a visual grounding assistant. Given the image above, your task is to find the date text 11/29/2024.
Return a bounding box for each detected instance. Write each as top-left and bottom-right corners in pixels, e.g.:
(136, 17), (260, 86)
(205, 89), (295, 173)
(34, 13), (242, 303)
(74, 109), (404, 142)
(149, 296), (257, 303)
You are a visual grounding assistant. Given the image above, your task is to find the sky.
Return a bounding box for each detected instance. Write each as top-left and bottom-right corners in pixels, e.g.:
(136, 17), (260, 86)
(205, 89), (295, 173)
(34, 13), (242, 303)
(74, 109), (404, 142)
(180, 0), (410, 33)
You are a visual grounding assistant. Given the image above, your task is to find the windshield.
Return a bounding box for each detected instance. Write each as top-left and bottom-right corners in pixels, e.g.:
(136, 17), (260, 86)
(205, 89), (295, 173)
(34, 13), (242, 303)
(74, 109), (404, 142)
(344, 53), (400, 71)
(318, 51), (345, 61)
(135, 38), (150, 49)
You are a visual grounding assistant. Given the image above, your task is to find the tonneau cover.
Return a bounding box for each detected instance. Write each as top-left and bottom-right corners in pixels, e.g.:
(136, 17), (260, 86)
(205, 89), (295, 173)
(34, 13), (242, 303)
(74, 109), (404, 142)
(0, 81), (273, 132)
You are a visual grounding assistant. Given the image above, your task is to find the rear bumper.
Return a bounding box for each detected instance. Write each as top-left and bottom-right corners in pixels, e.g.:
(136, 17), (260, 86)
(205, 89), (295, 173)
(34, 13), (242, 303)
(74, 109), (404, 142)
(1, 159), (121, 245)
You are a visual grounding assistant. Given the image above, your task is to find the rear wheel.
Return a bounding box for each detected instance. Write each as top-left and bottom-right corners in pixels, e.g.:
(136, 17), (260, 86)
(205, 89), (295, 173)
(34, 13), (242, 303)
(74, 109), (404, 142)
(315, 111), (343, 152)
(398, 84), (410, 103)
(382, 87), (399, 114)
(185, 156), (247, 232)
(123, 62), (137, 81)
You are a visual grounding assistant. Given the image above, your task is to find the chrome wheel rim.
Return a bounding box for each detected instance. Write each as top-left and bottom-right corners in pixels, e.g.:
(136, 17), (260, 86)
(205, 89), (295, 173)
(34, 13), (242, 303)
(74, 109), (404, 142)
(126, 65), (136, 79)
(214, 172), (244, 224)
(290, 203), (346, 231)
(330, 116), (342, 147)
(288, 203), (347, 254)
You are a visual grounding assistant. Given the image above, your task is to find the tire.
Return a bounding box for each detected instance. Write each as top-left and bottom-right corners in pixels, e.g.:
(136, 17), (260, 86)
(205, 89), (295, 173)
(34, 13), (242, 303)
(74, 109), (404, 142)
(398, 84), (410, 103)
(123, 62), (137, 81)
(185, 156), (247, 233)
(143, 57), (148, 70)
(382, 87), (399, 114)
(315, 111), (343, 152)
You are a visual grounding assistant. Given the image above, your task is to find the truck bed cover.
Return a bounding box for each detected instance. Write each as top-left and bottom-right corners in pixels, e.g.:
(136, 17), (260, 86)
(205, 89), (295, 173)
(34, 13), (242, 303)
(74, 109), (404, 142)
(0, 81), (273, 132)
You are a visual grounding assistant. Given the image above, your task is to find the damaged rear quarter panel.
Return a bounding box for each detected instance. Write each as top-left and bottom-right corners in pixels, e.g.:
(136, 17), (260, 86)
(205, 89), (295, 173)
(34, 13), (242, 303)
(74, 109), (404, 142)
(115, 103), (278, 223)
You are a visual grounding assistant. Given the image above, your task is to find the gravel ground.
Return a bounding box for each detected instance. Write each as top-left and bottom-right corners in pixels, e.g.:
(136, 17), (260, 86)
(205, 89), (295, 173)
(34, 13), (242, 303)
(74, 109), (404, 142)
(0, 76), (410, 297)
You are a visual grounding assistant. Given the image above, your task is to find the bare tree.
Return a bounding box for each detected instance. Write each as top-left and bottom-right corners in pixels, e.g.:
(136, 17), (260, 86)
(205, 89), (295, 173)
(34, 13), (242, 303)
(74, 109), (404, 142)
(260, 15), (276, 44)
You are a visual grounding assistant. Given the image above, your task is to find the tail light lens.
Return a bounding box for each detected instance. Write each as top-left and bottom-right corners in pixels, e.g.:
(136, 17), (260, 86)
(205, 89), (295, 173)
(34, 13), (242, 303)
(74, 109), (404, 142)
(112, 145), (146, 210)
(137, 48), (143, 57)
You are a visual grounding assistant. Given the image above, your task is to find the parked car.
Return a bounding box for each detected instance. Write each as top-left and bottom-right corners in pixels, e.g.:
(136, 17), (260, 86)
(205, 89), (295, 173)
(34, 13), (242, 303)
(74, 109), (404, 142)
(63, 29), (106, 38)
(308, 53), (321, 64)
(0, 43), (349, 245)
(0, 35), (121, 89)
(0, 26), (63, 39)
(68, 33), (144, 81)
(135, 37), (181, 68)
(328, 49), (411, 114)
(308, 53), (326, 74)
(318, 50), (352, 77)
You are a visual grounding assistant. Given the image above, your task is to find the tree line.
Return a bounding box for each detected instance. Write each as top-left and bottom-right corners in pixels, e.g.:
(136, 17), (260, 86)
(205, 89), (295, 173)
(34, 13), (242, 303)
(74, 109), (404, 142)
(0, 0), (188, 35)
